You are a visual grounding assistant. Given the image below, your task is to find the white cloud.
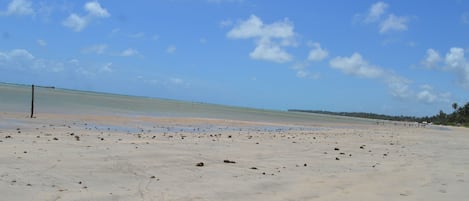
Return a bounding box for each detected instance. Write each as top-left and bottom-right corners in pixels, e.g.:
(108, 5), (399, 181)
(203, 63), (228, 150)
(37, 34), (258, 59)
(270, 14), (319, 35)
(141, 76), (189, 88)
(329, 53), (384, 78)
(422, 48), (441, 68)
(417, 90), (437, 103)
(420, 47), (469, 90)
(10, 49), (35, 60)
(416, 85), (451, 104)
(99, 62), (113, 73)
(445, 47), (465, 69)
(0, 48), (116, 78)
(63, 13), (88, 32)
(84, 1), (109, 18)
(365, 1), (388, 23)
(120, 48), (139, 57)
(380, 14), (408, 33)
(227, 15), (294, 39)
(329, 52), (449, 103)
(227, 15), (296, 63)
(62, 1), (110, 32)
(166, 45), (176, 54)
(444, 47), (469, 89)
(0, 49), (65, 72)
(359, 2), (410, 34)
(296, 70), (320, 80)
(1, 0), (34, 16)
(220, 19), (233, 28)
(37, 39), (47, 47)
(385, 74), (412, 99)
(307, 42), (328, 61)
(250, 38), (292, 63)
(83, 44), (107, 54)
(0, 49), (34, 65)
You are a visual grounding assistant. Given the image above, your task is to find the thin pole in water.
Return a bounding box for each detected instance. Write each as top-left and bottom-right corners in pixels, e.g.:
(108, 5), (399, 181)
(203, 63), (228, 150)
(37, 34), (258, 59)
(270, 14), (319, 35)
(31, 84), (34, 118)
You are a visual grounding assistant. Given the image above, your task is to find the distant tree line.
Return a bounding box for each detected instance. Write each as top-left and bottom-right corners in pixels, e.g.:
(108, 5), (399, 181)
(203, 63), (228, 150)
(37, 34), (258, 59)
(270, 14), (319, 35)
(289, 101), (469, 127)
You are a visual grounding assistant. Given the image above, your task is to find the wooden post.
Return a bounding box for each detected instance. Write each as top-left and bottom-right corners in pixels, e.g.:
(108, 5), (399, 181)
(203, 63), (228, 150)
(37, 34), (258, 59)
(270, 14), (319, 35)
(31, 84), (34, 118)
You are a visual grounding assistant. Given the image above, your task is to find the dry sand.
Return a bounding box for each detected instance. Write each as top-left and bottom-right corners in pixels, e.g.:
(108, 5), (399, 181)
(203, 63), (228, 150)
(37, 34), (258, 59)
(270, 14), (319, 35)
(1, 112), (468, 201)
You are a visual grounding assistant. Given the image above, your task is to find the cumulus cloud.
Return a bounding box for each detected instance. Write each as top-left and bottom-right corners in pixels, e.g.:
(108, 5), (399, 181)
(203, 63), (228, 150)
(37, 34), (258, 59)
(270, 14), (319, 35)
(141, 76), (189, 88)
(421, 47), (469, 90)
(1, 0), (34, 16)
(99, 62), (113, 73)
(250, 38), (291, 63)
(416, 85), (451, 104)
(63, 13), (88, 32)
(82, 44), (107, 55)
(227, 15), (294, 39)
(219, 19), (233, 28)
(0, 49), (65, 72)
(1, 48), (116, 78)
(290, 62), (320, 79)
(444, 47), (469, 89)
(385, 74), (412, 99)
(166, 45), (176, 54)
(422, 48), (441, 68)
(329, 52), (410, 99)
(227, 15), (296, 63)
(359, 2), (409, 34)
(330, 52), (449, 103)
(0, 49), (34, 62)
(329, 53), (384, 78)
(120, 48), (139, 57)
(37, 39), (47, 47)
(379, 14), (408, 33)
(62, 1), (110, 32)
(365, 1), (388, 23)
(307, 42), (328, 61)
(84, 1), (110, 18)
(296, 70), (320, 80)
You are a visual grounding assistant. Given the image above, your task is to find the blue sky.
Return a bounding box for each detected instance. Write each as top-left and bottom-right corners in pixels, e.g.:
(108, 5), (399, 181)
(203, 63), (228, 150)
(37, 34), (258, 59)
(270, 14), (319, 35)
(1, 0), (469, 116)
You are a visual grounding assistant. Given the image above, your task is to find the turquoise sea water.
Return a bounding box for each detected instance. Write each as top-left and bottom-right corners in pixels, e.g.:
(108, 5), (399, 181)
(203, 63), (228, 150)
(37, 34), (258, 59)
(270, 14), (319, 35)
(0, 83), (375, 124)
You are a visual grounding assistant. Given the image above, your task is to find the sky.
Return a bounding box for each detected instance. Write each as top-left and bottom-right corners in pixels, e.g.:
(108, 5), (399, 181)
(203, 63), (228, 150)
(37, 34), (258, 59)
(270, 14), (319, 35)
(1, 0), (469, 116)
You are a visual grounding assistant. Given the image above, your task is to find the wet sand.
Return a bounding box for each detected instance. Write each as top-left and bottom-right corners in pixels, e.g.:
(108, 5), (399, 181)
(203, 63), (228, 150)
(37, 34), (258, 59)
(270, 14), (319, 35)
(1, 112), (468, 201)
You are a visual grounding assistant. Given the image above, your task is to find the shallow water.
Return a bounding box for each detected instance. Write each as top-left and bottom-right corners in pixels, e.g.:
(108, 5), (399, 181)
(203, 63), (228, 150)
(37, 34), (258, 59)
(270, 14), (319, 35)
(0, 83), (375, 125)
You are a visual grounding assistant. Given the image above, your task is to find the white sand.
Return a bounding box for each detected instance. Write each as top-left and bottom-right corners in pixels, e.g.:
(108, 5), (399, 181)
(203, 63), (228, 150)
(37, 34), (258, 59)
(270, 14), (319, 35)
(1, 112), (468, 201)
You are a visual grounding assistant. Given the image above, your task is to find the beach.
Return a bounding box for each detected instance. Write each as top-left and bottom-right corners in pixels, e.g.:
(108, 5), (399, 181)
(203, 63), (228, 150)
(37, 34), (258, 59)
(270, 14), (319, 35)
(1, 110), (468, 201)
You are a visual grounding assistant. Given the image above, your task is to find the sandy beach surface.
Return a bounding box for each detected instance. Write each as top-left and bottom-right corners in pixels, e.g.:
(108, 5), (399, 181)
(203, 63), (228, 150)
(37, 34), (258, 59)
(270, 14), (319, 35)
(1, 111), (468, 201)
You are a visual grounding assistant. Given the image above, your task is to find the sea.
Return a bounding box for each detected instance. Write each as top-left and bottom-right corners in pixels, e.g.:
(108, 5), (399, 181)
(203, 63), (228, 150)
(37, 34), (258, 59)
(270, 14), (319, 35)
(0, 83), (375, 125)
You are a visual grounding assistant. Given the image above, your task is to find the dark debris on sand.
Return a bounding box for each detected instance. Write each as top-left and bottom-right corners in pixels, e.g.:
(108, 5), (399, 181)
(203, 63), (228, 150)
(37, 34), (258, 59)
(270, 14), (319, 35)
(223, 160), (236, 164)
